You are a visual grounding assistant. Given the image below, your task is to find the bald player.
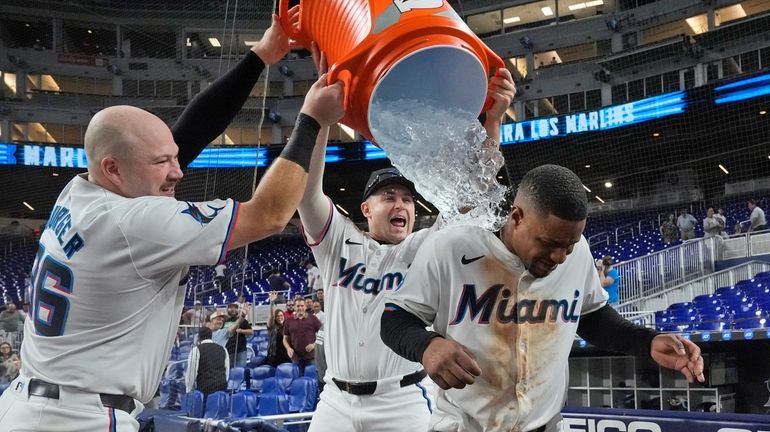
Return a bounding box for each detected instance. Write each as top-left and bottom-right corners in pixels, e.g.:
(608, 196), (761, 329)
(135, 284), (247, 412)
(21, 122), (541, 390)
(381, 164), (704, 432)
(298, 44), (516, 432)
(0, 74), (343, 431)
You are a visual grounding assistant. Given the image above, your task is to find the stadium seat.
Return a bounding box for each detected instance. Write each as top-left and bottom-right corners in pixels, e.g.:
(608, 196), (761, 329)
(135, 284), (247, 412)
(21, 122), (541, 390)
(258, 393), (290, 416)
(252, 365), (276, 380)
(204, 391), (231, 419)
(181, 390), (205, 418)
(261, 377), (288, 394)
(228, 366), (248, 390)
(248, 355), (267, 368)
(732, 309), (768, 329)
(231, 391), (259, 418)
(303, 364), (317, 379)
(289, 377), (318, 413)
(275, 362), (299, 390)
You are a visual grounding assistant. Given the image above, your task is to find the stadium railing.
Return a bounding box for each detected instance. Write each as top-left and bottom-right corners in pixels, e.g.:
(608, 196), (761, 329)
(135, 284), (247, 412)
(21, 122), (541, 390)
(617, 260), (770, 327)
(721, 231), (770, 260)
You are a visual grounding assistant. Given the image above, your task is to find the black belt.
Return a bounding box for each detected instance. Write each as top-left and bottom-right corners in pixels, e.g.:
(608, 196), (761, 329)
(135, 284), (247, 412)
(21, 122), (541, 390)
(28, 379), (136, 414)
(333, 369), (427, 396)
(530, 426), (546, 432)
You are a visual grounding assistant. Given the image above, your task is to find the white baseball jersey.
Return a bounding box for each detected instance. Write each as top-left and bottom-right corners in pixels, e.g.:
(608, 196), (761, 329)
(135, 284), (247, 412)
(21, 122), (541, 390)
(302, 199), (439, 382)
(21, 174), (239, 403)
(386, 226), (608, 432)
(307, 265), (323, 291)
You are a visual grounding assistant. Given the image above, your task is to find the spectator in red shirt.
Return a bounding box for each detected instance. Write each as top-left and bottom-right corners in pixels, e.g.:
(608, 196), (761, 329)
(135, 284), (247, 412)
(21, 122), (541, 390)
(283, 298), (321, 375)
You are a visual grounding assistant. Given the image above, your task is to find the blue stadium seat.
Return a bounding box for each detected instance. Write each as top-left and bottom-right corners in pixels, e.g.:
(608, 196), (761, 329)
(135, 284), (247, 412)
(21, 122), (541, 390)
(261, 377), (288, 394)
(252, 365), (276, 380)
(303, 364), (317, 379)
(288, 377), (318, 413)
(732, 309), (768, 329)
(258, 394), (290, 416)
(275, 363), (299, 390)
(181, 390), (205, 418)
(204, 391), (231, 419)
(231, 391), (259, 418)
(228, 366), (248, 390)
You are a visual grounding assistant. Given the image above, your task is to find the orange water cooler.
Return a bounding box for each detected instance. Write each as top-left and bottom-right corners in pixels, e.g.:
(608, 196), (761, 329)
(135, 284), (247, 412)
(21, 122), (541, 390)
(279, 0), (504, 143)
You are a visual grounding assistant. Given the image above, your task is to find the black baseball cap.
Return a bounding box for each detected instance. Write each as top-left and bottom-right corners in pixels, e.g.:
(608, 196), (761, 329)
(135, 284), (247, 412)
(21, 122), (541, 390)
(362, 167), (417, 201)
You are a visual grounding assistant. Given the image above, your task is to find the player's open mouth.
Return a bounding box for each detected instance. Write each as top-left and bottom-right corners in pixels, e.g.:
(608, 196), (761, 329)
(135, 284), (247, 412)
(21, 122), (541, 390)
(390, 217), (407, 228)
(160, 186), (175, 195)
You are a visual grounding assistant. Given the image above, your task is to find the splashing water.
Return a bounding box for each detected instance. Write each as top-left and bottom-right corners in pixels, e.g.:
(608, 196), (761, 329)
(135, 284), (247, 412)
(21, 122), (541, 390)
(370, 100), (511, 231)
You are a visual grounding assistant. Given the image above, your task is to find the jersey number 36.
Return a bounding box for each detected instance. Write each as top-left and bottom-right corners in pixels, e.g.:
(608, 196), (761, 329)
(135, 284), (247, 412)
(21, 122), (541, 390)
(30, 245), (74, 337)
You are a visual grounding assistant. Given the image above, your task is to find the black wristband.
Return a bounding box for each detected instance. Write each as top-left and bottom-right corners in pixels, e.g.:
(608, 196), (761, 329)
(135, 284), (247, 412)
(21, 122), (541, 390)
(279, 113), (321, 172)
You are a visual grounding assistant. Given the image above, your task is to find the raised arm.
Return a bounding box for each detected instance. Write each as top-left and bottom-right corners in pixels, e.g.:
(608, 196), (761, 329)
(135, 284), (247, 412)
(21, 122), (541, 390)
(482, 68), (516, 144)
(173, 14), (294, 168)
(298, 43), (335, 239)
(226, 73), (344, 250)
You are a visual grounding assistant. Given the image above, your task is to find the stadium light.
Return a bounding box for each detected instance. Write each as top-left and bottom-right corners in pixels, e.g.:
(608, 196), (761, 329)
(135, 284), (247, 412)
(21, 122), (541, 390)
(503, 16), (521, 24)
(23, 201), (34, 211)
(595, 196), (605, 203)
(541, 6), (554, 16)
(208, 37), (221, 47)
(335, 204), (349, 216)
(760, 110), (767, 115)
(416, 200), (433, 213)
(583, 184), (591, 192)
(339, 188), (346, 191)
(604, 181), (612, 188)
(718, 164), (729, 174)
(585, 164), (591, 168)
(653, 132), (660, 137)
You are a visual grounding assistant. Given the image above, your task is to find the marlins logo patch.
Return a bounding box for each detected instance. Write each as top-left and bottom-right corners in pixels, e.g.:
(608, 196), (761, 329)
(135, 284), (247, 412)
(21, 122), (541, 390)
(182, 202), (225, 226)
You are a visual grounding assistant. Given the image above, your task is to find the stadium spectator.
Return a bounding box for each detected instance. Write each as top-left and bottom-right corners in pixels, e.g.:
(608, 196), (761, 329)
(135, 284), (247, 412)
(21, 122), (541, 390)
(596, 256), (620, 305)
(268, 268), (291, 293)
(1, 351), (21, 384)
(283, 297), (296, 320)
(185, 326), (229, 399)
(703, 207), (723, 238)
(224, 303), (253, 367)
(0, 300), (24, 348)
(0, 220), (34, 239)
(748, 199), (768, 232)
(305, 260), (323, 293)
(207, 310), (231, 347)
(0, 342), (14, 383)
(312, 300), (326, 391)
(660, 213), (679, 243)
(214, 263), (227, 290)
(312, 288), (325, 311)
(716, 208), (729, 237)
(182, 301), (208, 326)
(266, 291), (291, 367)
(677, 209), (697, 240)
(283, 298), (321, 376)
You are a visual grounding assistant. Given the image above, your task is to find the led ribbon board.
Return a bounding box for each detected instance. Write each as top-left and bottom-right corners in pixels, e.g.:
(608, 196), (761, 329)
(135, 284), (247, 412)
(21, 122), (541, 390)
(501, 91), (687, 145)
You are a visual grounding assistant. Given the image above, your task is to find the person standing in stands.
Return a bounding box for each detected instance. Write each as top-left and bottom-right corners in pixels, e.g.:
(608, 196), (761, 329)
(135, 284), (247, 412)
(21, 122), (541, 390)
(748, 199), (768, 232)
(597, 256), (620, 305)
(677, 209), (698, 240)
(703, 207), (722, 238)
(660, 213), (679, 243)
(283, 298), (321, 376)
(715, 208), (729, 237)
(266, 291), (292, 367)
(185, 327), (229, 399)
(0, 300), (24, 349)
(224, 303), (253, 367)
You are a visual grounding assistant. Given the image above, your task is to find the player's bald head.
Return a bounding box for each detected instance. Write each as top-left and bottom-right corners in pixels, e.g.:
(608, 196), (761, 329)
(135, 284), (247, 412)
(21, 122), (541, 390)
(84, 105), (169, 173)
(513, 164), (587, 221)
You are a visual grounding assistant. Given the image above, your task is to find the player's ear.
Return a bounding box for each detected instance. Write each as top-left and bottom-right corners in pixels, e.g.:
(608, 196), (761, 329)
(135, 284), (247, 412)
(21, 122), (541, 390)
(510, 205), (523, 226)
(101, 156), (121, 183)
(360, 201), (371, 218)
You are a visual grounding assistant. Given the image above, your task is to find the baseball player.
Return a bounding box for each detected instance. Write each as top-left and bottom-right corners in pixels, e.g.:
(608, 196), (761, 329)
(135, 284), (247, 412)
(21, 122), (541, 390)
(0, 19), (344, 432)
(297, 45), (516, 432)
(381, 164), (705, 432)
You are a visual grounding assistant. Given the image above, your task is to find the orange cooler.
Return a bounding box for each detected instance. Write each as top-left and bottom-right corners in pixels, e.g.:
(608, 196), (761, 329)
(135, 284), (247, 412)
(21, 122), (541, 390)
(279, 0), (504, 142)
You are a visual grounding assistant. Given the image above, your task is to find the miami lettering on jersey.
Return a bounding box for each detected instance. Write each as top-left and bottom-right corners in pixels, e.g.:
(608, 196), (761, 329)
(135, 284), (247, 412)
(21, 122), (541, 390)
(335, 257), (403, 296)
(46, 205), (84, 259)
(449, 284), (581, 325)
